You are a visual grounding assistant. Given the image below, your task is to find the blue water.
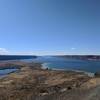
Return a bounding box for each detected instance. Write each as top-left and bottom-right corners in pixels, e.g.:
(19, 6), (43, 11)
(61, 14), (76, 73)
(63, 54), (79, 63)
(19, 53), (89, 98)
(0, 56), (100, 76)
(32, 56), (100, 73)
(0, 55), (36, 76)
(0, 68), (18, 76)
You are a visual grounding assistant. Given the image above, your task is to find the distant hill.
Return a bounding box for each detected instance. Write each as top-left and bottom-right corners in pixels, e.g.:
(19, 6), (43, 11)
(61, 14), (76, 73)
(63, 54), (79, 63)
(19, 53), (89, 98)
(54, 55), (100, 60)
(0, 55), (37, 60)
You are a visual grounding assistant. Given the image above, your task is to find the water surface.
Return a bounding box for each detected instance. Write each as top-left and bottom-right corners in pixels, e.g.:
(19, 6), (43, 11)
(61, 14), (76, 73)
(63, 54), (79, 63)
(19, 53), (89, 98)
(32, 56), (100, 73)
(0, 68), (18, 77)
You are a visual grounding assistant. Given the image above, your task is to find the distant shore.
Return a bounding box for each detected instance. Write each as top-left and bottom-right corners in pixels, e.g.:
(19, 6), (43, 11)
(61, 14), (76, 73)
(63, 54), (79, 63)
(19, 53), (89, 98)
(55, 55), (100, 61)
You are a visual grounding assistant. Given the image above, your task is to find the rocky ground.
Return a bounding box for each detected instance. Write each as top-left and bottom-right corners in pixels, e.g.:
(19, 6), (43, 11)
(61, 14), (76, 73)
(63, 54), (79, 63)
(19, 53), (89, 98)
(0, 61), (99, 100)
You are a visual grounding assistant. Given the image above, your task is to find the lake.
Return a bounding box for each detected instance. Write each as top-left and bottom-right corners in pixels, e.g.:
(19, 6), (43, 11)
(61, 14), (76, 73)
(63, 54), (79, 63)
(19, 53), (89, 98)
(32, 56), (100, 73)
(0, 68), (18, 77)
(0, 56), (100, 76)
(0, 55), (36, 76)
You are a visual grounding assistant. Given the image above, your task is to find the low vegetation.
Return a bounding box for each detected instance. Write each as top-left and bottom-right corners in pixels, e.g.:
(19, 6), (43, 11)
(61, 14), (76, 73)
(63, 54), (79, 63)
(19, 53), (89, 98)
(0, 62), (99, 100)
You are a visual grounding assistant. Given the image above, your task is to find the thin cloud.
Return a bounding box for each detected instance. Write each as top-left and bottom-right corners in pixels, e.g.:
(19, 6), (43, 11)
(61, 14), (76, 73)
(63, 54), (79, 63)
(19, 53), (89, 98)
(0, 48), (9, 55)
(15, 51), (34, 55)
(71, 48), (76, 50)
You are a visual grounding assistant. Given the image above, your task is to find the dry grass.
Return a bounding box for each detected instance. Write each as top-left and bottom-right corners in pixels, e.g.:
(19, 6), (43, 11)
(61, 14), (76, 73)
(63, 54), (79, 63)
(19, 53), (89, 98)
(0, 63), (97, 100)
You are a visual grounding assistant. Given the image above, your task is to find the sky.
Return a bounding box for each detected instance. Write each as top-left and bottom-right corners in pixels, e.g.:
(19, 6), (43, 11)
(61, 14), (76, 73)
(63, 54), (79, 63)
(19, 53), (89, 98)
(0, 0), (100, 55)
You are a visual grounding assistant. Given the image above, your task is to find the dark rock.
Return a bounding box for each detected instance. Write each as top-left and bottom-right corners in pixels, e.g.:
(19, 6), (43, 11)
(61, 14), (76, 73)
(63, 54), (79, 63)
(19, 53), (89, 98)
(95, 72), (100, 77)
(67, 86), (72, 90)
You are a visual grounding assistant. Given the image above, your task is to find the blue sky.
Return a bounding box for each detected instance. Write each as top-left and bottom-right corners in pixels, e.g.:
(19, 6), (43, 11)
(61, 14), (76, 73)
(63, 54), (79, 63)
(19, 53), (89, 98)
(0, 0), (100, 55)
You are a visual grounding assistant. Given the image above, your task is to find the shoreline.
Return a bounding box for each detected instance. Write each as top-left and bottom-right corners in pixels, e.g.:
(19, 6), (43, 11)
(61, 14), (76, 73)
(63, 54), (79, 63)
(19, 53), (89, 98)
(42, 63), (94, 77)
(0, 61), (99, 100)
(0, 60), (96, 78)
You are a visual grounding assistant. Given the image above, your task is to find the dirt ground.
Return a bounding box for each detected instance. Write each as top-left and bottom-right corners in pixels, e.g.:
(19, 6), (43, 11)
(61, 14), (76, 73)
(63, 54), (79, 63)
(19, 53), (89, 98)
(0, 62), (99, 100)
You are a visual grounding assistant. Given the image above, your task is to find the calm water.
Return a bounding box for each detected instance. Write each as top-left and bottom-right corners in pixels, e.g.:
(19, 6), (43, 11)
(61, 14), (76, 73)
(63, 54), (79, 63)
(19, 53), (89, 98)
(0, 56), (100, 76)
(32, 56), (100, 73)
(0, 55), (36, 76)
(0, 68), (18, 76)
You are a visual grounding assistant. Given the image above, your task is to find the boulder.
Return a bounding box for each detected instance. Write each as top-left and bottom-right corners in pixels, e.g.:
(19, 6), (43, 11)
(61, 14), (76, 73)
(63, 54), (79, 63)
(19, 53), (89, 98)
(95, 72), (100, 77)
